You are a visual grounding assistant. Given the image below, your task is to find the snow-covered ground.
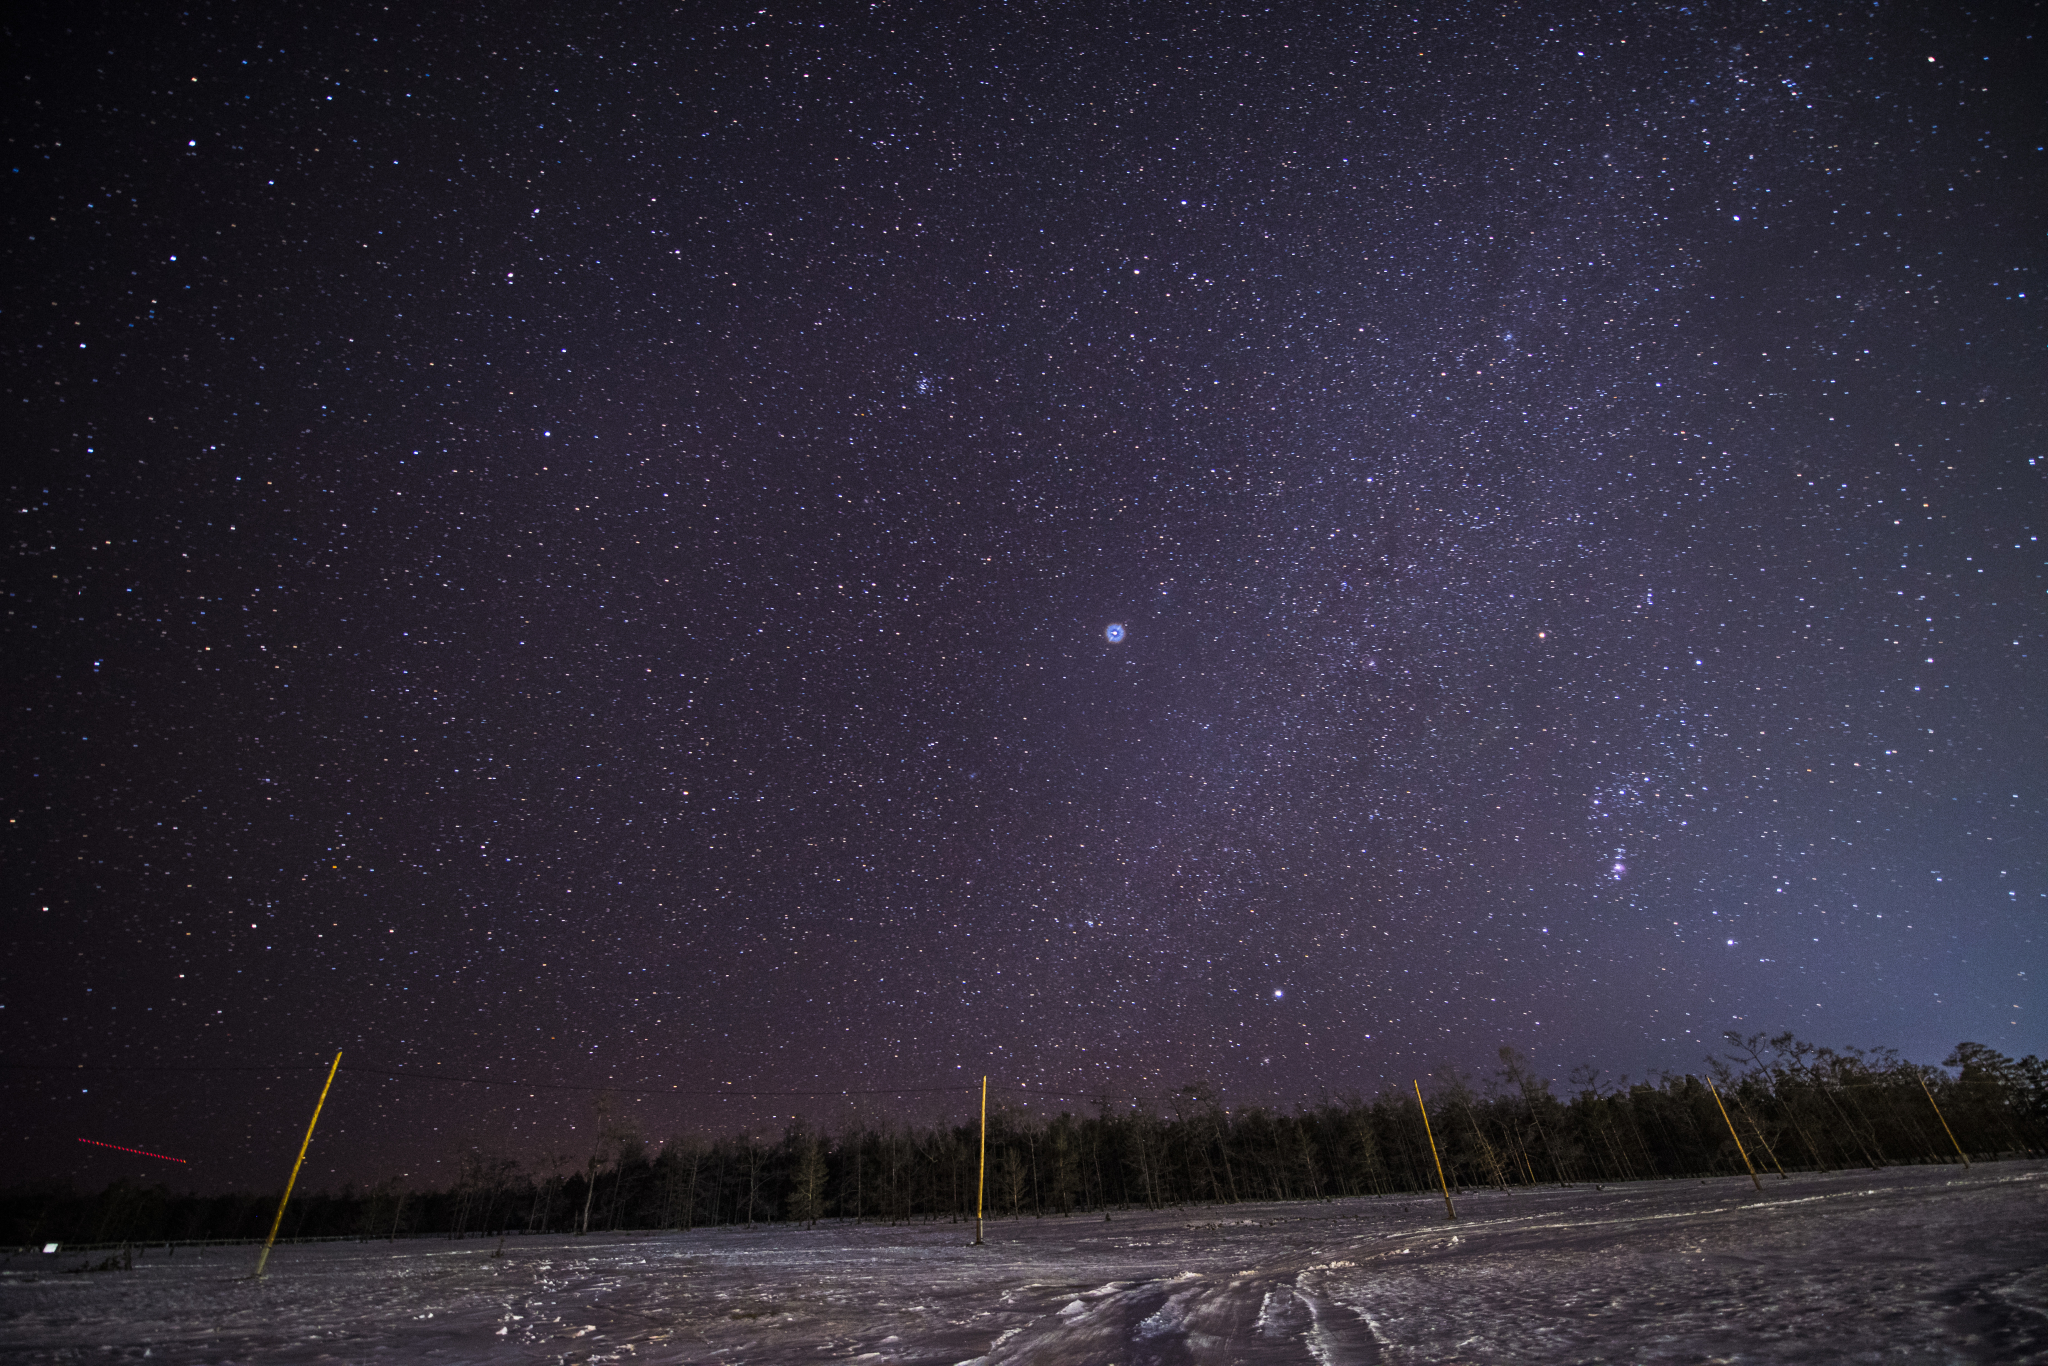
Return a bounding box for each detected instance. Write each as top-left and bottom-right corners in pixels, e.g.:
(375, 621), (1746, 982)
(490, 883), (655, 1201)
(4, 1161), (2044, 1363)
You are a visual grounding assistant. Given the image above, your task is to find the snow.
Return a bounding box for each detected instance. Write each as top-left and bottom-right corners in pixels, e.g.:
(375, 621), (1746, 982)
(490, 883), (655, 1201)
(4, 1161), (2044, 1363)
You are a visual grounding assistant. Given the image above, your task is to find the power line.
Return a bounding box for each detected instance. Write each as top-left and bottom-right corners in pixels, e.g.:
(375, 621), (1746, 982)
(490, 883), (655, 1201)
(0, 1061), (982, 1098)
(2, 1061), (1150, 1102)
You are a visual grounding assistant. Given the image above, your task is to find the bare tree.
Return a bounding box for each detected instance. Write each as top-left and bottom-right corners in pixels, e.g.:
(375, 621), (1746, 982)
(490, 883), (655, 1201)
(660, 1134), (707, 1230)
(578, 1092), (621, 1235)
(786, 1123), (829, 1228)
(999, 1141), (1029, 1217)
(529, 1142), (572, 1234)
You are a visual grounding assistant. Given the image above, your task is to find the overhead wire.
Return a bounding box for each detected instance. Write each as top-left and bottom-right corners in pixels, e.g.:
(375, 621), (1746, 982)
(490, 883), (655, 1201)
(0, 1060), (1116, 1101)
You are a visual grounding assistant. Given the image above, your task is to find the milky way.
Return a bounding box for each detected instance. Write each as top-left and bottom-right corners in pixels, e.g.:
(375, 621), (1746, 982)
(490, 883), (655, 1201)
(7, 2), (2042, 1188)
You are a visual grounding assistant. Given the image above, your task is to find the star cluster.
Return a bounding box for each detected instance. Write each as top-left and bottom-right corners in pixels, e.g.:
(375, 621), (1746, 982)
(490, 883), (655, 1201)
(5, 1), (2041, 1186)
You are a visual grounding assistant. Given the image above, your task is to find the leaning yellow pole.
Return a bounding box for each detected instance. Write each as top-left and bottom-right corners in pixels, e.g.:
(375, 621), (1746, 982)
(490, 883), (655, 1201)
(254, 1051), (342, 1278)
(1707, 1078), (1762, 1192)
(1918, 1074), (1970, 1168)
(973, 1075), (988, 1246)
(1414, 1081), (1456, 1222)
(1728, 1089), (1789, 1180)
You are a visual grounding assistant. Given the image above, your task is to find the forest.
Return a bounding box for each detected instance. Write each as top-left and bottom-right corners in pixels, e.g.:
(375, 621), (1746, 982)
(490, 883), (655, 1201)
(9, 1035), (2044, 1249)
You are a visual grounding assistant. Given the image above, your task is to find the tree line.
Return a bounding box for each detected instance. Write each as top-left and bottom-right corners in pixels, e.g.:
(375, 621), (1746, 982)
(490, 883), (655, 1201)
(9, 1035), (2043, 1248)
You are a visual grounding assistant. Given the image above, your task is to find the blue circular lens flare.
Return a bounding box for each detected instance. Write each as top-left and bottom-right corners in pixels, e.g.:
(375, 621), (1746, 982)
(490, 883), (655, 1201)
(1105, 623), (1126, 643)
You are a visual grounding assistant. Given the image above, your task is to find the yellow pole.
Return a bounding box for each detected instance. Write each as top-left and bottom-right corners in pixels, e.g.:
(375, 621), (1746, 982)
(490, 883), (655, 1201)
(1918, 1074), (1970, 1168)
(254, 1051), (342, 1278)
(1728, 1089), (1790, 1180)
(1707, 1078), (1762, 1192)
(973, 1075), (987, 1246)
(1414, 1081), (1456, 1222)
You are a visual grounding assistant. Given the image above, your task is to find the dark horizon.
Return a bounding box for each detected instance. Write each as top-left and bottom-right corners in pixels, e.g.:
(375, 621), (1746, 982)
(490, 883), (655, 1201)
(8, 1033), (2029, 1198)
(13, 1033), (2044, 1212)
(6, 1), (2042, 1196)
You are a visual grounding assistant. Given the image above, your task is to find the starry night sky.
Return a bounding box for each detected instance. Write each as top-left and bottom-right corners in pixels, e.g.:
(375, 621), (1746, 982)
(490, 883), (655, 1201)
(7, 1), (2043, 1192)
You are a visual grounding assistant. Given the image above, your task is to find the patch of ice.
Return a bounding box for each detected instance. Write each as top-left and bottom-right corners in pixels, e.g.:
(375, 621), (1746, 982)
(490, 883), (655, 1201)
(1257, 1287), (1306, 1335)
(1135, 1306), (1180, 1338)
(1136, 1287), (1201, 1339)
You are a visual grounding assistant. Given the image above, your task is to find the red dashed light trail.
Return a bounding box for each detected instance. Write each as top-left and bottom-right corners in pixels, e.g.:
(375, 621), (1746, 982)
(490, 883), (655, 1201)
(77, 1137), (187, 1164)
